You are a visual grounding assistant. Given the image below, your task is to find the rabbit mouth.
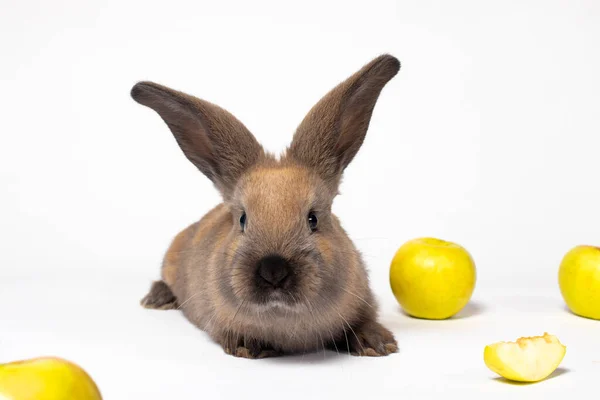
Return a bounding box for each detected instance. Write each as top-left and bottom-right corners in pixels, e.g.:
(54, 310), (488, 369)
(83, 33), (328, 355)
(250, 289), (303, 313)
(253, 299), (302, 313)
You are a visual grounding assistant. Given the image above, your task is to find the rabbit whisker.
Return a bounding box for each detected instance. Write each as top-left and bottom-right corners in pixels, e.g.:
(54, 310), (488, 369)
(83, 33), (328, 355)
(327, 326), (340, 358)
(340, 287), (373, 309)
(286, 291), (302, 340)
(177, 292), (201, 310)
(227, 295), (248, 349)
(335, 310), (365, 355)
(341, 321), (350, 356)
(300, 293), (329, 358)
(305, 290), (364, 356)
(202, 310), (218, 332)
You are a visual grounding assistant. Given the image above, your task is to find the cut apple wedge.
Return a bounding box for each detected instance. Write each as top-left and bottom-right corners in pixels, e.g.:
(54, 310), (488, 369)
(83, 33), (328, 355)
(484, 332), (566, 382)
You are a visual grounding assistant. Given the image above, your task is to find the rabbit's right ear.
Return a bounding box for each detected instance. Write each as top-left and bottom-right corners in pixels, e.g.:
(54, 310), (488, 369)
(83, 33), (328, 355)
(131, 82), (264, 198)
(287, 55), (400, 186)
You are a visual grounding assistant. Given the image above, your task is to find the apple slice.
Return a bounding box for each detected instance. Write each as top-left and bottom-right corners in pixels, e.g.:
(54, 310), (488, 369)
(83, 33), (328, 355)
(484, 332), (566, 382)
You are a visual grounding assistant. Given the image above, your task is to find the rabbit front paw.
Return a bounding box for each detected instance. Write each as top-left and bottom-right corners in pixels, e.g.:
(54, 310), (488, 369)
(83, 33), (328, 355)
(140, 280), (178, 310)
(220, 335), (280, 359)
(346, 320), (398, 357)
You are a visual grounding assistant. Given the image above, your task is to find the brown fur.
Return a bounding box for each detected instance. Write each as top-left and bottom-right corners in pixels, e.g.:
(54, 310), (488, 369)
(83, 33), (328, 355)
(132, 55), (401, 358)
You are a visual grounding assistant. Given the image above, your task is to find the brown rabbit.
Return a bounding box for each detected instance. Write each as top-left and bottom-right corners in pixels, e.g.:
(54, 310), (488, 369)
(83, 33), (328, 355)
(131, 54), (400, 359)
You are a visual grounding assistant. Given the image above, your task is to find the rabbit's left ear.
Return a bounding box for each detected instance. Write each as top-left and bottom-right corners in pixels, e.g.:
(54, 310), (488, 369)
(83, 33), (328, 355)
(287, 54), (400, 185)
(131, 81), (264, 198)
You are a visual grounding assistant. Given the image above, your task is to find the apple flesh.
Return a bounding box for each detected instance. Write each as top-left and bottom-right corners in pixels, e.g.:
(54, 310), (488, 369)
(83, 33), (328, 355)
(0, 357), (102, 400)
(484, 333), (566, 383)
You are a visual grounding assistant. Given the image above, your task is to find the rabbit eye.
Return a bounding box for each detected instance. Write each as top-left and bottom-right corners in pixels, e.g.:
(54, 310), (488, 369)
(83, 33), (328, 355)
(240, 212), (247, 231)
(308, 212), (318, 232)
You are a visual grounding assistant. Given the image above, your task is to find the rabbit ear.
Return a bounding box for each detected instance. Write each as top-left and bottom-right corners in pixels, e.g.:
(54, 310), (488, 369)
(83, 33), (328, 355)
(287, 54), (400, 184)
(131, 81), (264, 198)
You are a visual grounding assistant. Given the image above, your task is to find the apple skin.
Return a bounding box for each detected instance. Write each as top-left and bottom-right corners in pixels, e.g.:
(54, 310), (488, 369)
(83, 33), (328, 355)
(0, 357), (102, 400)
(559, 245), (600, 320)
(389, 237), (476, 320)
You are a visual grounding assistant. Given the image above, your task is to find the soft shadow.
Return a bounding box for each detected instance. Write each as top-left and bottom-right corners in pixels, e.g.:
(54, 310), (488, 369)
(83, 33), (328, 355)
(262, 349), (347, 365)
(393, 301), (486, 321)
(451, 302), (486, 319)
(563, 304), (577, 316)
(262, 346), (402, 365)
(397, 306), (430, 320)
(491, 367), (571, 385)
(562, 305), (599, 320)
(547, 367), (571, 380)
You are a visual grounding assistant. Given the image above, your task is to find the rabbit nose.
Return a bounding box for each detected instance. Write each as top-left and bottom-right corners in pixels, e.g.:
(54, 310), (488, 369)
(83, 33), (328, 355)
(257, 255), (290, 287)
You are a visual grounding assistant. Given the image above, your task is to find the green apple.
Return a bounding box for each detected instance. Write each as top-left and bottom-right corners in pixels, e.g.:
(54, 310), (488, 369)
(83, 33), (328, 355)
(558, 245), (600, 320)
(389, 237), (476, 319)
(0, 357), (102, 400)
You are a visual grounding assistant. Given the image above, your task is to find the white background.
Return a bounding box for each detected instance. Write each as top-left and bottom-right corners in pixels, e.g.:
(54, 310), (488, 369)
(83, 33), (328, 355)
(1, 0), (599, 398)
